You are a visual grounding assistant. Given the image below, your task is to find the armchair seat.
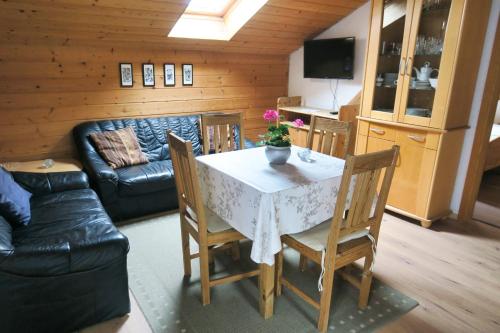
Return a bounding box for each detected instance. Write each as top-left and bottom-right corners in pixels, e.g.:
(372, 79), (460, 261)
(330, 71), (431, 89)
(115, 160), (175, 196)
(0, 171), (130, 333)
(4, 189), (128, 276)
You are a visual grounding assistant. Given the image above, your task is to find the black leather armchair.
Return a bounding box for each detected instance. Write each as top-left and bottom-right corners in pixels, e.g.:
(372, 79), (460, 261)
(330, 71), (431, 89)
(0, 171), (130, 333)
(74, 115), (255, 221)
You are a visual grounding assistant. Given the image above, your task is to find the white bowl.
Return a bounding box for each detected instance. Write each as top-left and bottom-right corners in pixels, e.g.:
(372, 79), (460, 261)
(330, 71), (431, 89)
(429, 78), (438, 89)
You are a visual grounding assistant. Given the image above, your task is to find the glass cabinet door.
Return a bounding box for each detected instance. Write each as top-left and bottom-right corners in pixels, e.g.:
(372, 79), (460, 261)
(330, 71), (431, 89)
(364, 0), (414, 121)
(398, 0), (452, 125)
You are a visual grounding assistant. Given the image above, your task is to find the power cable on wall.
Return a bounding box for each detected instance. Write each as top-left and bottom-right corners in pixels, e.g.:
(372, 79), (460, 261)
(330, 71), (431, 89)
(330, 79), (340, 112)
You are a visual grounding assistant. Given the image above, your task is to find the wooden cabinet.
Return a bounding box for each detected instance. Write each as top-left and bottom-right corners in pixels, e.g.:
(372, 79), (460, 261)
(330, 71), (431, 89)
(364, 130), (436, 218)
(288, 127), (309, 147)
(358, 121), (465, 227)
(361, 0), (489, 130)
(391, 128), (437, 216)
(279, 98), (359, 157)
(357, 0), (489, 227)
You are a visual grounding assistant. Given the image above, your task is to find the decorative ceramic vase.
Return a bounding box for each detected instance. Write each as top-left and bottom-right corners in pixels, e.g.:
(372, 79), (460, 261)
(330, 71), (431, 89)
(265, 145), (291, 165)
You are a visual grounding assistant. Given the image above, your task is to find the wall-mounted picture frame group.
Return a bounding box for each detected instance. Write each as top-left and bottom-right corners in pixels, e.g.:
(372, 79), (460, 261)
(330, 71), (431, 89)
(119, 63), (133, 87)
(182, 64), (193, 86)
(142, 63), (155, 87)
(119, 62), (193, 88)
(163, 63), (175, 87)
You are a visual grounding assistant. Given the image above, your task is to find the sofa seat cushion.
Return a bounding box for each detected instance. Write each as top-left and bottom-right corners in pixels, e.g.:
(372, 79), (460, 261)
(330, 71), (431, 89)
(115, 160), (175, 196)
(288, 219), (371, 252)
(2, 189), (128, 276)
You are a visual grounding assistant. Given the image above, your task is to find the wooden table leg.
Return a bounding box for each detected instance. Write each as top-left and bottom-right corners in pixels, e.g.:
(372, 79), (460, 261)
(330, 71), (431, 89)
(259, 263), (275, 319)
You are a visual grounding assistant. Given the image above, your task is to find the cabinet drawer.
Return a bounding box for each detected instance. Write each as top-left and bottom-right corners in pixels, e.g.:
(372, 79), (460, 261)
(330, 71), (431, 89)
(368, 123), (396, 141)
(289, 127), (308, 148)
(396, 128), (439, 150)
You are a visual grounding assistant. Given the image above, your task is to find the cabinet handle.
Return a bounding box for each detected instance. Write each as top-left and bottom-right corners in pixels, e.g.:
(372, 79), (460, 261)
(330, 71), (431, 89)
(405, 57), (413, 76)
(370, 128), (385, 135)
(408, 134), (425, 143)
(399, 58), (406, 76)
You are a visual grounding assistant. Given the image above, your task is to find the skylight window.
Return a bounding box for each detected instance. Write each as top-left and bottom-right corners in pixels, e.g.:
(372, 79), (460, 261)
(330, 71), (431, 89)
(168, 0), (268, 41)
(185, 0), (235, 17)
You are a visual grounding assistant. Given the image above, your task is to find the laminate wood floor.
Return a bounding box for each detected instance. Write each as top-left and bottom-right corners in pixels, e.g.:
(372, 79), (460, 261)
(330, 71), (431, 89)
(82, 213), (500, 333)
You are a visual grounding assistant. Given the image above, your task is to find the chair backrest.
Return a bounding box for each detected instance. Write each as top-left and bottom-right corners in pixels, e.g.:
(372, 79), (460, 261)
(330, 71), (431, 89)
(307, 116), (352, 159)
(277, 96), (301, 109)
(327, 146), (399, 251)
(168, 131), (208, 235)
(201, 113), (244, 155)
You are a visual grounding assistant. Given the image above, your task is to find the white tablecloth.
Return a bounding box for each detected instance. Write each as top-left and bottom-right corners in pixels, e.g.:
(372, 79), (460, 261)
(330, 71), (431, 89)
(196, 146), (351, 265)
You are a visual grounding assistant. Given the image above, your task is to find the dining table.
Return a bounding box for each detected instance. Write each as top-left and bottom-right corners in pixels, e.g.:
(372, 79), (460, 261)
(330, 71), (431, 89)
(195, 145), (352, 319)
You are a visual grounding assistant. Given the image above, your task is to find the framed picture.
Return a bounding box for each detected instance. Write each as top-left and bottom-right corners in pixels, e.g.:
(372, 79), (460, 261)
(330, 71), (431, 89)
(163, 63), (175, 87)
(182, 64), (193, 86)
(119, 63), (133, 87)
(142, 63), (155, 87)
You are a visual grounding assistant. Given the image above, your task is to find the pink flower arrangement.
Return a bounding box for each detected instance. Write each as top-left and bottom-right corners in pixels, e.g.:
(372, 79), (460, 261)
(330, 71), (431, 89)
(292, 118), (304, 128)
(259, 109), (304, 147)
(263, 109), (279, 122)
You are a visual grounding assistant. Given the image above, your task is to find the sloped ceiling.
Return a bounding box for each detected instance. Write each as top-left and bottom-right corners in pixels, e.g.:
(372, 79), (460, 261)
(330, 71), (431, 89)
(1, 0), (368, 54)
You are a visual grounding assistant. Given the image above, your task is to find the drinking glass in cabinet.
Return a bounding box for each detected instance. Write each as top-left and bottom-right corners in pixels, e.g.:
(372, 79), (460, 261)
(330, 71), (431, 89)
(402, 0), (451, 119)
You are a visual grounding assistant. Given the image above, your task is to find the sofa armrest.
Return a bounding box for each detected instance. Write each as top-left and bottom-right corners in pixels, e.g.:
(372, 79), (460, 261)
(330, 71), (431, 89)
(78, 151), (119, 202)
(73, 124), (119, 201)
(81, 151), (119, 183)
(12, 171), (89, 196)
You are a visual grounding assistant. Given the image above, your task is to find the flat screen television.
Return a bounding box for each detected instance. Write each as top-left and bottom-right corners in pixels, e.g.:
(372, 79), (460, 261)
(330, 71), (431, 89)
(304, 37), (355, 79)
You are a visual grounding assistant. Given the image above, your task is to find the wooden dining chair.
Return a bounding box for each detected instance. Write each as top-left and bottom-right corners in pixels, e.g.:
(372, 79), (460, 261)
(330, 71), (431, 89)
(168, 131), (260, 305)
(298, 116), (353, 271)
(201, 113), (245, 155)
(201, 112), (245, 258)
(306, 116), (352, 159)
(277, 96), (302, 109)
(275, 146), (399, 333)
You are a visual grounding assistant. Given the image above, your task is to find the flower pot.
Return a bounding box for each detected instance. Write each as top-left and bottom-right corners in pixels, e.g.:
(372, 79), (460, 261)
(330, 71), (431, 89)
(265, 145), (291, 165)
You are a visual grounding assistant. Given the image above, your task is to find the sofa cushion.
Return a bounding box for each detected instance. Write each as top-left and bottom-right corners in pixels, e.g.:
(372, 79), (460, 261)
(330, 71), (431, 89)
(1, 189), (128, 276)
(90, 127), (149, 169)
(115, 160), (176, 196)
(0, 168), (32, 227)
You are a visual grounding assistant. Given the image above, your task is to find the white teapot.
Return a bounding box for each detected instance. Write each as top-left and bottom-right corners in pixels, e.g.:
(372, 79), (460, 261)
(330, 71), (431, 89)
(413, 62), (439, 82)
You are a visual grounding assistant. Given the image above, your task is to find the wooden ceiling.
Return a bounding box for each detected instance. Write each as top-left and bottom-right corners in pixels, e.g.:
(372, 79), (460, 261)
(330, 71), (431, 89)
(1, 0), (368, 54)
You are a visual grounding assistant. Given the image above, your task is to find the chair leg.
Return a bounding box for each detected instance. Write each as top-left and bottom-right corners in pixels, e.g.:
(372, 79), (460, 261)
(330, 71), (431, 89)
(317, 262), (335, 333)
(199, 243), (211, 305)
(180, 221), (191, 276)
(231, 241), (240, 261)
(299, 254), (308, 272)
(275, 250), (283, 296)
(358, 254), (374, 309)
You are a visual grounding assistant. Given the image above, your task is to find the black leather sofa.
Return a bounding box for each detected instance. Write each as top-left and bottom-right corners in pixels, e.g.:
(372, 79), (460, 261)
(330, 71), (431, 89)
(73, 115), (255, 221)
(0, 171), (130, 333)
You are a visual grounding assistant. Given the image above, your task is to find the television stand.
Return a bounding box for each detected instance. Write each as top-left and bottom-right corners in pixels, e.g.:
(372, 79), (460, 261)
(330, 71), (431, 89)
(276, 96), (359, 154)
(278, 106), (339, 122)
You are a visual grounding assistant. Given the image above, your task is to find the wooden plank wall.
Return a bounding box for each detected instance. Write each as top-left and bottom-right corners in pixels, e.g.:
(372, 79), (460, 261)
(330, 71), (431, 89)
(0, 43), (288, 161)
